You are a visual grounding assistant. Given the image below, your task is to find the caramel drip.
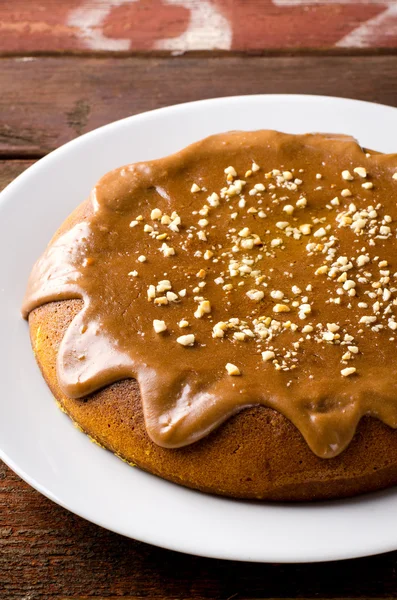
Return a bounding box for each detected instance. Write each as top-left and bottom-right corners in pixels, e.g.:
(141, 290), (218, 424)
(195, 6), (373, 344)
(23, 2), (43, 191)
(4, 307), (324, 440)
(22, 131), (397, 458)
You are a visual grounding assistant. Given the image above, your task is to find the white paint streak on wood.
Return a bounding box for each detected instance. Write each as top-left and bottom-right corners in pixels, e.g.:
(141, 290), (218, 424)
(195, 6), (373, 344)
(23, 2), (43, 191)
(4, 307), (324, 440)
(67, 0), (396, 51)
(67, 0), (136, 51)
(154, 0), (232, 50)
(337, 3), (397, 47)
(274, 0), (396, 48)
(274, 0), (393, 5)
(68, 0), (231, 52)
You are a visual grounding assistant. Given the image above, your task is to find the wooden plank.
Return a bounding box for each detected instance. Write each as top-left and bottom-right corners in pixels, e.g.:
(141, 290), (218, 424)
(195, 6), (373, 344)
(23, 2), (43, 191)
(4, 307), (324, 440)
(2, 451), (397, 598)
(0, 160), (35, 188)
(0, 1), (396, 52)
(0, 463), (397, 599)
(1, 54), (397, 157)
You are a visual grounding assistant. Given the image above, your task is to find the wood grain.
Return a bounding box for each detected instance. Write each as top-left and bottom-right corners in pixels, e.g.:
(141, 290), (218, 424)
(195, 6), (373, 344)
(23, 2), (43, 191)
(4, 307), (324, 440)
(1, 55), (397, 158)
(0, 0), (396, 52)
(3, 460), (397, 600)
(0, 160), (35, 188)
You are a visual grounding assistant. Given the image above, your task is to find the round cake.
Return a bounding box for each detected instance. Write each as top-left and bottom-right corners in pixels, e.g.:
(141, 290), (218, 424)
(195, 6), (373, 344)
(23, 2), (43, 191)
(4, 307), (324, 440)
(23, 130), (397, 500)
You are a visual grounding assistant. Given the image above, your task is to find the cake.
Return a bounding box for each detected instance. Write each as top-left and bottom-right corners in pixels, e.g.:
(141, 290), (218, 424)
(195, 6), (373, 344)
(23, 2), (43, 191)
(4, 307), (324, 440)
(22, 130), (397, 500)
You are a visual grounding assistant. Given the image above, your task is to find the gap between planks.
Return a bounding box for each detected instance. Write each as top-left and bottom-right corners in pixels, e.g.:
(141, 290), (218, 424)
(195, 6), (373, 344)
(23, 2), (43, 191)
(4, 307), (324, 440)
(2, 48), (397, 59)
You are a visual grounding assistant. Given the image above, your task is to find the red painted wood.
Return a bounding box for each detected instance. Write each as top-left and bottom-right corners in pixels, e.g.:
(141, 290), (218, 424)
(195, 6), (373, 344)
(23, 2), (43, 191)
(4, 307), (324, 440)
(0, 1), (396, 53)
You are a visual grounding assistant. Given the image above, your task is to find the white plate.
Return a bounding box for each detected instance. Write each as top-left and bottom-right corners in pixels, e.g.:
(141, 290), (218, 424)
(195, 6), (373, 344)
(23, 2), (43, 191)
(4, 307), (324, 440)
(1, 94), (397, 563)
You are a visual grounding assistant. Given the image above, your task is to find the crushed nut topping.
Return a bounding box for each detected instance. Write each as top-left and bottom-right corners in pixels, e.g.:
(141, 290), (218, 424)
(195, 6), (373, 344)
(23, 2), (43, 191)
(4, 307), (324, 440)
(342, 170), (354, 181)
(151, 208), (162, 220)
(225, 363), (241, 376)
(153, 319), (167, 333)
(127, 148), (397, 378)
(176, 334), (195, 346)
(341, 367), (357, 377)
(354, 167), (367, 178)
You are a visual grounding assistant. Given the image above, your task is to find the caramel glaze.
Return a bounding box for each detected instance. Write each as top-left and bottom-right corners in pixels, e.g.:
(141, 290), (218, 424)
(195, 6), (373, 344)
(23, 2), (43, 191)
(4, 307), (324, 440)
(22, 131), (397, 458)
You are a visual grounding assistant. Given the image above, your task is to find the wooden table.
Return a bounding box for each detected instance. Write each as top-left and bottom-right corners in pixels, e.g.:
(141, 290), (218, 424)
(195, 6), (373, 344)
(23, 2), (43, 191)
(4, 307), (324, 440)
(2, 2), (397, 598)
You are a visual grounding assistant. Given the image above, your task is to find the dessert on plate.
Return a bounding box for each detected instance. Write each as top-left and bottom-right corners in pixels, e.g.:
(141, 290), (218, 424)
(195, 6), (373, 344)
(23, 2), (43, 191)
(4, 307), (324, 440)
(22, 130), (397, 500)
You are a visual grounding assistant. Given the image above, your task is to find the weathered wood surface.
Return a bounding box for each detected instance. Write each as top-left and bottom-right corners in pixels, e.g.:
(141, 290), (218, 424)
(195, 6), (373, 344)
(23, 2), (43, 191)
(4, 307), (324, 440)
(1, 54), (397, 158)
(0, 160), (35, 188)
(1, 0), (397, 52)
(2, 457), (397, 599)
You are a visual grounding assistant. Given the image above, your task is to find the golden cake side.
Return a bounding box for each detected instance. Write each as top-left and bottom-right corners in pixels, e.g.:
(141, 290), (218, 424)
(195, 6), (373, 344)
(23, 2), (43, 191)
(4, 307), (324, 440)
(28, 298), (397, 501)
